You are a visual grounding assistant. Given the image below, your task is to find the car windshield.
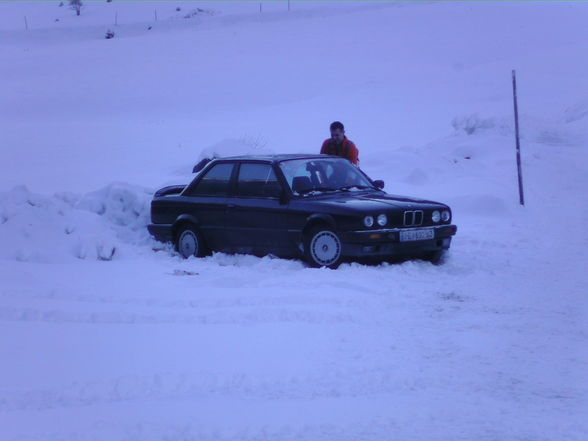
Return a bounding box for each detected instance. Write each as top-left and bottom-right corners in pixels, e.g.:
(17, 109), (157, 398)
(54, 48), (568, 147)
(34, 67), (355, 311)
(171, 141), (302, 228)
(279, 158), (374, 195)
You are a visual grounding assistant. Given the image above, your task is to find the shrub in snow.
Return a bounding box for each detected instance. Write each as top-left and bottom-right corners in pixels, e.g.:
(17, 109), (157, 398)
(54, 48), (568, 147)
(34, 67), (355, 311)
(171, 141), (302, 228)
(105, 29), (115, 39)
(451, 114), (495, 135)
(184, 8), (214, 19)
(69, 0), (83, 16)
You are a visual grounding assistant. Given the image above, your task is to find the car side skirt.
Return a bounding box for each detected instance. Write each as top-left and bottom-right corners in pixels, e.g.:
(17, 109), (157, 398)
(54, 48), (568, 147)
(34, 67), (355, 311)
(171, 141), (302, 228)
(147, 224), (173, 243)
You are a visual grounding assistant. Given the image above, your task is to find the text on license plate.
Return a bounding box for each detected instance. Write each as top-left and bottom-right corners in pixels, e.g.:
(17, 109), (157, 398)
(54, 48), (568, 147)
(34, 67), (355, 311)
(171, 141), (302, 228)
(399, 228), (435, 242)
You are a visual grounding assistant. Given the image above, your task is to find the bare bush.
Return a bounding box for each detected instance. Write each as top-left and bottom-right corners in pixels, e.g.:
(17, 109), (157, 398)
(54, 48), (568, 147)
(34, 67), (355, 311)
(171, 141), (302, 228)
(69, 0), (83, 16)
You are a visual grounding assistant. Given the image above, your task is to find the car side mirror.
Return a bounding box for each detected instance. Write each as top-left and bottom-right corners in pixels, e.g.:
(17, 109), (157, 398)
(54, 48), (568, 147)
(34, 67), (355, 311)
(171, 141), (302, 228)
(373, 180), (385, 190)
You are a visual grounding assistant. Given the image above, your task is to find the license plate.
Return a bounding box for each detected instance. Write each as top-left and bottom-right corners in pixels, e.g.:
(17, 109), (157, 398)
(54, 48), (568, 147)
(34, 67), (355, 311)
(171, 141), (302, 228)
(399, 228), (434, 242)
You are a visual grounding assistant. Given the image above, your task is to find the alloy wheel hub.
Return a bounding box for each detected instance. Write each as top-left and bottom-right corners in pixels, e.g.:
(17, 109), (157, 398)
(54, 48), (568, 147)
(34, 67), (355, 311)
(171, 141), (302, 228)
(311, 231), (341, 265)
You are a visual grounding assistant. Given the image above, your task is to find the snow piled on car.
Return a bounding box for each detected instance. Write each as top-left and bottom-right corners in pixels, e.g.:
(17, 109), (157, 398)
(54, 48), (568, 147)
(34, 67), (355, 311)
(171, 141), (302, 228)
(197, 138), (275, 162)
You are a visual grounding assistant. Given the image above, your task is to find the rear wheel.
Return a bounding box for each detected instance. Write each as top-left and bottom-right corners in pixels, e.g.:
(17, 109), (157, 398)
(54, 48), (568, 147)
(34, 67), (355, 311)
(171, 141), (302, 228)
(175, 225), (207, 258)
(304, 227), (342, 269)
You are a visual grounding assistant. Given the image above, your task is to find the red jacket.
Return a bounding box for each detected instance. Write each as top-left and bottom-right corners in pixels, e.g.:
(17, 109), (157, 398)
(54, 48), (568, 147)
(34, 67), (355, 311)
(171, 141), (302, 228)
(320, 137), (359, 166)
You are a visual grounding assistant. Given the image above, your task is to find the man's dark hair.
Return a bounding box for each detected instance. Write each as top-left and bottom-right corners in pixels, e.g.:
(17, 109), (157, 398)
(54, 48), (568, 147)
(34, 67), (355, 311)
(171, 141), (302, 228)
(330, 121), (344, 131)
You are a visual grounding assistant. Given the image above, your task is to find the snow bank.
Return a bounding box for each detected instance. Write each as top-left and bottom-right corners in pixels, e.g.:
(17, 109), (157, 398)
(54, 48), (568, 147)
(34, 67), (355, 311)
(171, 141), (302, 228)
(0, 183), (153, 263)
(76, 182), (152, 230)
(451, 108), (587, 148)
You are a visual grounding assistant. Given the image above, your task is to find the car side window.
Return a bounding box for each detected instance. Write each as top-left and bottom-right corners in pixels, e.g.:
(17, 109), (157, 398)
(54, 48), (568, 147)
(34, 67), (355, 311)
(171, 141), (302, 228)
(187, 163), (234, 196)
(237, 163), (281, 198)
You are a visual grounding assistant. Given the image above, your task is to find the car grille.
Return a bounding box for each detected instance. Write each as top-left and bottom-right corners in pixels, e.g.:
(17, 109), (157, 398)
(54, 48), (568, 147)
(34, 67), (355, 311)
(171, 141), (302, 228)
(403, 210), (423, 226)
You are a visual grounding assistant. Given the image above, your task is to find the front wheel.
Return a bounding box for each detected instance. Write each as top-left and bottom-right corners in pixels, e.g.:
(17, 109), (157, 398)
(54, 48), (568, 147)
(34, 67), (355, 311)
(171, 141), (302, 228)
(175, 225), (207, 258)
(304, 227), (343, 269)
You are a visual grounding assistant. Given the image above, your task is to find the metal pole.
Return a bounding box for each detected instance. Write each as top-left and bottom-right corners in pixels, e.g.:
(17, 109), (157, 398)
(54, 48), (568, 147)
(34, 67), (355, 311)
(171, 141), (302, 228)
(512, 69), (525, 206)
(24, 16), (28, 30)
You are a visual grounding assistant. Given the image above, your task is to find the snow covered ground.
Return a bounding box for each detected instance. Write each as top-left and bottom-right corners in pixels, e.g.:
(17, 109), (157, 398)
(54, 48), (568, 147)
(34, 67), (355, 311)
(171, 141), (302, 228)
(1, 1), (587, 440)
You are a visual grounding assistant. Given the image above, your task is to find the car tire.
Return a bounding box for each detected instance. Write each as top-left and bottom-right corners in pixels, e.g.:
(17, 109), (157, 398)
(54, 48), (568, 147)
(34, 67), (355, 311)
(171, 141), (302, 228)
(175, 224), (207, 258)
(304, 226), (343, 269)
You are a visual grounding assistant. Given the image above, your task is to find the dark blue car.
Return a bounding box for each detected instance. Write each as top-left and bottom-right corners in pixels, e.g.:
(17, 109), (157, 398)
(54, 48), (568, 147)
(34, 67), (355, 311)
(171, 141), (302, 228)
(148, 154), (457, 268)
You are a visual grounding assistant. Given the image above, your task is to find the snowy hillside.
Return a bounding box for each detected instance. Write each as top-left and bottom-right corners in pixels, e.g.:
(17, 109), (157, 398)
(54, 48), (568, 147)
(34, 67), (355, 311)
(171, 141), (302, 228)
(1, 2), (587, 440)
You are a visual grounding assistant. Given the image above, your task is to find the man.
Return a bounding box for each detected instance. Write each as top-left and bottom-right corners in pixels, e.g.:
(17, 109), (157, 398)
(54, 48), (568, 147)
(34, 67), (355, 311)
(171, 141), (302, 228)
(320, 121), (359, 166)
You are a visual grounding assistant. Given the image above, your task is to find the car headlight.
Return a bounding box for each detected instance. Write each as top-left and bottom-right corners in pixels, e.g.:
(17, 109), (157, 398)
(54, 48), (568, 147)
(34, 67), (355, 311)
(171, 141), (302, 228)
(441, 210), (451, 222)
(377, 214), (387, 227)
(363, 215), (374, 227)
(432, 210), (441, 223)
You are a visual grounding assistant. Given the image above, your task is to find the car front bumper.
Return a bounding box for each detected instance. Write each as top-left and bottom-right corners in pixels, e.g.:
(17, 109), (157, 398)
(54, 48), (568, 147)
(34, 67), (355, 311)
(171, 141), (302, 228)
(339, 224), (457, 257)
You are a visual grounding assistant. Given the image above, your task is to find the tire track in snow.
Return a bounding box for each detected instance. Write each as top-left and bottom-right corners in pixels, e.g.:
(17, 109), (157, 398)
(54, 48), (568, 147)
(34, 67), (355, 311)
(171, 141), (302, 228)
(1, 366), (580, 416)
(0, 367), (460, 412)
(0, 288), (366, 311)
(0, 305), (358, 326)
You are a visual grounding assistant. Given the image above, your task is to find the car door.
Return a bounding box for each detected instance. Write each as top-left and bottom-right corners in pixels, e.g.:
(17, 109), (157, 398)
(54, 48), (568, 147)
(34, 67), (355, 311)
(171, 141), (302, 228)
(225, 162), (290, 255)
(181, 162), (236, 252)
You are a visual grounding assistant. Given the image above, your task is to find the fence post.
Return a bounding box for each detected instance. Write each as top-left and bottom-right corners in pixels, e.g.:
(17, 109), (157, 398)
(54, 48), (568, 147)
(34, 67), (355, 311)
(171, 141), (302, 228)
(512, 69), (525, 206)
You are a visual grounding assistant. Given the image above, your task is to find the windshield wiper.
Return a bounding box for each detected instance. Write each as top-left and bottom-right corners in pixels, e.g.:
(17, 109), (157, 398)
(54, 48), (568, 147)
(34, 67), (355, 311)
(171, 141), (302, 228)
(339, 185), (372, 191)
(297, 187), (338, 195)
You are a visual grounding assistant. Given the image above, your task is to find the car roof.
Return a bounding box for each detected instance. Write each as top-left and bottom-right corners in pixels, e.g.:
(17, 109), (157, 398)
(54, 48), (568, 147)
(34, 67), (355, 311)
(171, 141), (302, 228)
(212, 154), (339, 164)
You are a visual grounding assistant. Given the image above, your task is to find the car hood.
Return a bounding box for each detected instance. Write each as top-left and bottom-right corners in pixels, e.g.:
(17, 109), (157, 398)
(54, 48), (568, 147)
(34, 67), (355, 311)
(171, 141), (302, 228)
(302, 191), (448, 212)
